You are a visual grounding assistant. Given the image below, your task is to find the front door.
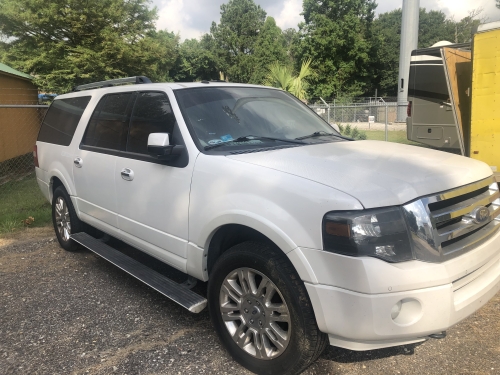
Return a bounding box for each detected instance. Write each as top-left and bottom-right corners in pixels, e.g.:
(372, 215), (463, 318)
(114, 91), (192, 268)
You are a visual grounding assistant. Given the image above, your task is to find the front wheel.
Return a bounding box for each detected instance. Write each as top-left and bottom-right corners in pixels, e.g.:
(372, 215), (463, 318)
(208, 241), (328, 375)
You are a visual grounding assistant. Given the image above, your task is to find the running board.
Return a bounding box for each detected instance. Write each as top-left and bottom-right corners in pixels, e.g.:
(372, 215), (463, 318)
(70, 232), (207, 313)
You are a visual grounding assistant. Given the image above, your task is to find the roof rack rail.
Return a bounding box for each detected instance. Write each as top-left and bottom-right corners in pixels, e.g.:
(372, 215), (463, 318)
(200, 79), (229, 84)
(73, 76), (152, 92)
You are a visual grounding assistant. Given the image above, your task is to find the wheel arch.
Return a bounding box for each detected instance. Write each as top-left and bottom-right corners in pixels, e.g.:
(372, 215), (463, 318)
(195, 214), (318, 284)
(48, 170), (73, 202)
(206, 224), (276, 276)
(199, 212), (298, 278)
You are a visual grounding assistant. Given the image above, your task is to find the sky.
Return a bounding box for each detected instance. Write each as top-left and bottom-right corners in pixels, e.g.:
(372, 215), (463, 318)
(152, 0), (500, 41)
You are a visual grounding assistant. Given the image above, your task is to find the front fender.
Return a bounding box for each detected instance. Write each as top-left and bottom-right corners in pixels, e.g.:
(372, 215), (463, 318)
(200, 210), (298, 254)
(188, 154), (363, 281)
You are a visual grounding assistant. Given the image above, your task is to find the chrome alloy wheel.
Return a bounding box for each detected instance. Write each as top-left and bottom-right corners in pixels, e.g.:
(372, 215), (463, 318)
(55, 197), (71, 241)
(219, 268), (291, 360)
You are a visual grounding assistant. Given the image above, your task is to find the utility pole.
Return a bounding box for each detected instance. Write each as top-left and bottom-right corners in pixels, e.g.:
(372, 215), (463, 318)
(397, 0), (419, 122)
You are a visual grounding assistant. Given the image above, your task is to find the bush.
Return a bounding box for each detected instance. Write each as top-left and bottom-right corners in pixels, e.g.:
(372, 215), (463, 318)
(350, 127), (360, 139)
(338, 124), (366, 140)
(344, 124), (352, 135)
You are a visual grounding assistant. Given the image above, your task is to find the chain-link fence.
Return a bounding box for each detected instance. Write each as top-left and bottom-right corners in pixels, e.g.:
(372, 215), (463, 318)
(309, 101), (417, 144)
(0, 89), (48, 180)
(0, 88), (50, 232)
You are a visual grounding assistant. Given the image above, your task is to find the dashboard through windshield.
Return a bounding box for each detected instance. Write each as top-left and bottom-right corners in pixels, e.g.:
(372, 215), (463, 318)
(174, 86), (344, 153)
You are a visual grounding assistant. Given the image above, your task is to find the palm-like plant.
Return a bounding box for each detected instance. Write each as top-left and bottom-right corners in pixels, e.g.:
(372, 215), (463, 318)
(262, 62), (294, 91)
(262, 58), (314, 100)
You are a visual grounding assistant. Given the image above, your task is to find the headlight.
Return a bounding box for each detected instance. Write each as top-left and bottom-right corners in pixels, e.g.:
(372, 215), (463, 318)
(322, 207), (414, 262)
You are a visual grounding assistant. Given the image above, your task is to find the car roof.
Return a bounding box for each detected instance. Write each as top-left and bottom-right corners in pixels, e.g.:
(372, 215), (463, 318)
(55, 82), (278, 100)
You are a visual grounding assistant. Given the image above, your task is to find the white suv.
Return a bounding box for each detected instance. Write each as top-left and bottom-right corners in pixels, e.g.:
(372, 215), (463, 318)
(35, 77), (500, 375)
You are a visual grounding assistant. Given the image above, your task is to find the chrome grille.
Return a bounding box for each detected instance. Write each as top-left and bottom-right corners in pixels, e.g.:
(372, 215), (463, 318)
(402, 177), (500, 262)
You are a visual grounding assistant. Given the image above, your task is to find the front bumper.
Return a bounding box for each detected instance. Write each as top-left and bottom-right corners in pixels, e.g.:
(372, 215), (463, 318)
(290, 228), (500, 351)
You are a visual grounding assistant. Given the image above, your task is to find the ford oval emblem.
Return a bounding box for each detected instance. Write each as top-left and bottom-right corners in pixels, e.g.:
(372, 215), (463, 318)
(471, 206), (490, 224)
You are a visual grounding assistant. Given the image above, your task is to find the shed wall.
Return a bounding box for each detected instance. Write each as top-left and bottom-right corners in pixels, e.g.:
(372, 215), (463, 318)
(0, 74), (40, 163)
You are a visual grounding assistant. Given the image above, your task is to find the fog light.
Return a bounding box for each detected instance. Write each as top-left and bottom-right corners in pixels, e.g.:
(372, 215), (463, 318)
(391, 298), (422, 326)
(391, 300), (402, 319)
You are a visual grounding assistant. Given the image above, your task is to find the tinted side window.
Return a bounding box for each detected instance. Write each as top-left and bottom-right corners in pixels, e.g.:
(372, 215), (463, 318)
(38, 96), (91, 146)
(127, 92), (175, 154)
(82, 93), (135, 150)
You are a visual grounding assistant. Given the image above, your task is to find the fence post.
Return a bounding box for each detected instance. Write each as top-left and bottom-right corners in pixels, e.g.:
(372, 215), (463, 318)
(385, 104), (388, 141)
(319, 97), (330, 124)
(333, 99), (336, 122)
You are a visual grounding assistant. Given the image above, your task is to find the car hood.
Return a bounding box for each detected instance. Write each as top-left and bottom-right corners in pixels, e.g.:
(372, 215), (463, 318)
(227, 140), (493, 208)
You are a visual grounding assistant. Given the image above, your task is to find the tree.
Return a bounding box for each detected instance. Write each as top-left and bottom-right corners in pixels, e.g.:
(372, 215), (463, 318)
(370, 9), (401, 97)
(262, 58), (314, 100)
(417, 9), (455, 47)
(297, 0), (378, 99)
(0, 0), (178, 92)
(282, 28), (300, 65)
(263, 63), (294, 91)
(289, 58), (315, 100)
(171, 37), (219, 82)
(209, 0), (266, 82)
(250, 17), (288, 84)
(449, 8), (485, 44)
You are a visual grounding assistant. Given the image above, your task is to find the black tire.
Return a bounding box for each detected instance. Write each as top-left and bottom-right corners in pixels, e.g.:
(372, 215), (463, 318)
(208, 241), (328, 375)
(52, 186), (82, 252)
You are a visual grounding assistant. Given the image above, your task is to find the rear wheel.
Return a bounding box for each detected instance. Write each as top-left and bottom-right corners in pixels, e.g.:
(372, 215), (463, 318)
(52, 186), (82, 251)
(208, 241), (328, 375)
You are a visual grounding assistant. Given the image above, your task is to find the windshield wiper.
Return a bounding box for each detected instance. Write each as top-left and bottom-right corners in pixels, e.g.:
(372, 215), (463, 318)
(204, 135), (305, 151)
(295, 131), (351, 141)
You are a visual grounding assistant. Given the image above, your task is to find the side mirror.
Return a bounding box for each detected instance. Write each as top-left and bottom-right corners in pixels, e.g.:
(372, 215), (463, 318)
(330, 123), (341, 133)
(147, 133), (183, 160)
(148, 133), (172, 156)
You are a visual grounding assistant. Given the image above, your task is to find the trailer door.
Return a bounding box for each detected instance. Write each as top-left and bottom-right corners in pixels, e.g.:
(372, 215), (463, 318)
(442, 47), (472, 156)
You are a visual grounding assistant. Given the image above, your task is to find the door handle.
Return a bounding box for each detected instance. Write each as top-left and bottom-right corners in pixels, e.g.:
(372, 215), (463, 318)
(74, 157), (83, 168)
(121, 168), (134, 181)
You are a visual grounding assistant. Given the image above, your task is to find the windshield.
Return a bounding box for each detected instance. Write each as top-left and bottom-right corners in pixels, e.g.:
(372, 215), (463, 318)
(174, 87), (343, 152)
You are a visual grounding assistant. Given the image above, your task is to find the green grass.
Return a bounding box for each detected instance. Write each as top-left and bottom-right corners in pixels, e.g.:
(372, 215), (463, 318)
(0, 173), (51, 235)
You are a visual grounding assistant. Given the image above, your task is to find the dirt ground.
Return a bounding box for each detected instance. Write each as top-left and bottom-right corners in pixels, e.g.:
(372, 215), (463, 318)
(1, 227), (499, 375)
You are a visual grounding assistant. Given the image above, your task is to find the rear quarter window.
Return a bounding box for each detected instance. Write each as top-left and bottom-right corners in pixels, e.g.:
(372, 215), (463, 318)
(37, 96), (91, 146)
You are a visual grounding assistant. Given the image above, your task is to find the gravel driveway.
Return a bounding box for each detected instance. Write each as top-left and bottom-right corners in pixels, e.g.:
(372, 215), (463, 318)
(1, 227), (499, 375)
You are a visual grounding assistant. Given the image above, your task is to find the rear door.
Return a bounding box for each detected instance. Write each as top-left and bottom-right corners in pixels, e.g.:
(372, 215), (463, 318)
(73, 92), (136, 228)
(114, 91), (192, 268)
